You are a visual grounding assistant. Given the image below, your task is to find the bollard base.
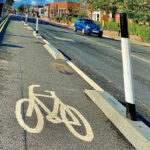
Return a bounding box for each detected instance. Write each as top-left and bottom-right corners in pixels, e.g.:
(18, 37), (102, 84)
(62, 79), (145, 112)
(126, 103), (137, 121)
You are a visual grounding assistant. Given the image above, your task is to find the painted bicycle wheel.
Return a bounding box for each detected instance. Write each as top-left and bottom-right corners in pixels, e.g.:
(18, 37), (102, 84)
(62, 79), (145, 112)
(15, 98), (44, 133)
(60, 105), (94, 142)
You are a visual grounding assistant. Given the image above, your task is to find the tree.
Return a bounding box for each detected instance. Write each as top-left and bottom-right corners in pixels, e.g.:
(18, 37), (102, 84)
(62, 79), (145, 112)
(117, 0), (150, 24)
(86, 0), (95, 19)
(87, 0), (150, 24)
(87, 0), (119, 21)
(17, 5), (25, 13)
(129, 0), (149, 24)
(87, 0), (118, 12)
(74, 9), (87, 18)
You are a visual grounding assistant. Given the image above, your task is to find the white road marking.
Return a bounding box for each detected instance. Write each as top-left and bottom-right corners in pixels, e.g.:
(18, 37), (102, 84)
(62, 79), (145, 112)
(110, 46), (150, 64)
(66, 60), (104, 91)
(42, 39), (50, 45)
(131, 55), (150, 64)
(0, 60), (8, 64)
(54, 36), (74, 42)
(15, 85), (94, 142)
(75, 34), (150, 64)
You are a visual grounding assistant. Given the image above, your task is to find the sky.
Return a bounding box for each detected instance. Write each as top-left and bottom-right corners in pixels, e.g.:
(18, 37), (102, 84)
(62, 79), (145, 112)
(0, 0), (6, 3)
(13, 0), (67, 8)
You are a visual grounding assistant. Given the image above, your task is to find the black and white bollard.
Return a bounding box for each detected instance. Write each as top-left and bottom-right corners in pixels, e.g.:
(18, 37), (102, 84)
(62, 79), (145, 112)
(25, 14), (28, 23)
(36, 17), (39, 33)
(120, 13), (137, 121)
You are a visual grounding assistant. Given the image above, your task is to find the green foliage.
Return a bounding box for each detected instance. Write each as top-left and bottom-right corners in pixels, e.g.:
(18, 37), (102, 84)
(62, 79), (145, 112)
(71, 17), (77, 23)
(62, 16), (67, 23)
(95, 20), (150, 42)
(95, 21), (120, 31)
(17, 5), (24, 13)
(54, 16), (59, 21)
(138, 25), (150, 42)
(123, 0), (150, 24)
(73, 9), (87, 18)
(104, 21), (120, 31)
(128, 23), (139, 35)
(77, 9), (87, 18)
(87, 0), (118, 13)
(87, 0), (150, 23)
(94, 21), (103, 28)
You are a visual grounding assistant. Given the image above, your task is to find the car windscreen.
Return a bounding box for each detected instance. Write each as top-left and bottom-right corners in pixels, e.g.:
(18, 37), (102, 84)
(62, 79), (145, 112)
(83, 20), (96, 25)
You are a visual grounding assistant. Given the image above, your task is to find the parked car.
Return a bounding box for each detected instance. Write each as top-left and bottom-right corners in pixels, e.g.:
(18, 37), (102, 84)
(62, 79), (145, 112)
(74, 18), (103, 37)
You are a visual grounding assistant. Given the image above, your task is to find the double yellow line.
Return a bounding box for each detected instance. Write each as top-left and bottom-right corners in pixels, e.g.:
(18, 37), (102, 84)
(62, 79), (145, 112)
(0, 16), (9, 33)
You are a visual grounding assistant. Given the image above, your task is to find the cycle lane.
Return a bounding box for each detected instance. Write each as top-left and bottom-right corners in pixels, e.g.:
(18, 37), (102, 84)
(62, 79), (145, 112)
(0, 17), (135, 150)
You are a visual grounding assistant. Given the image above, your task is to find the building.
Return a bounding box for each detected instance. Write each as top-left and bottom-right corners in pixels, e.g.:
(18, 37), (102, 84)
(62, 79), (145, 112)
(41, 0), (149, 25)
(44, 4), (49, 17)
(45, 0), (80, 19)
(30, 5), (43, 17)
(80, 1), (120, 22)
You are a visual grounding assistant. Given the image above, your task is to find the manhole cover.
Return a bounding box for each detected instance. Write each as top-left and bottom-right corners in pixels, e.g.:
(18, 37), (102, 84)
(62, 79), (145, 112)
(52, 63), (73, 75)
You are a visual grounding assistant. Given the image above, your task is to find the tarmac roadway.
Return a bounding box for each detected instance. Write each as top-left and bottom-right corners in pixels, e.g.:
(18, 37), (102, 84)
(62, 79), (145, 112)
(0, 16), (138, 150)
(26, 17), (150, 124)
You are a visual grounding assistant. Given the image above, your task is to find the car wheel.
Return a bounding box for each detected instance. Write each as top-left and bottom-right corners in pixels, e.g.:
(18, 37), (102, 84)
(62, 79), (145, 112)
(82, 28), (85, 34)
(98, 33), (102, 38)
(88, 31), (91, 35)
(74, 26), (77, 32)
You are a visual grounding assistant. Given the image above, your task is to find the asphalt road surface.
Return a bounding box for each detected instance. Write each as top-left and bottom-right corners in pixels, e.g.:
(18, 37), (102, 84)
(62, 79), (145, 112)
(0, 16), (136, 150)
(25, 17), (150, 125)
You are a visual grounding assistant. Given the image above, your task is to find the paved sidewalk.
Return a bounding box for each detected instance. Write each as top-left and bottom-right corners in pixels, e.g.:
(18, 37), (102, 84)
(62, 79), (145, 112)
(0, 16), (135, 150)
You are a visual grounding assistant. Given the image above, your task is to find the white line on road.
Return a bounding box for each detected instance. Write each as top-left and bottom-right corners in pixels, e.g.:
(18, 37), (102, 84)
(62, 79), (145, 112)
(110, 47), (150, 64)
(75, 34), (150, 64)
(54, 36), (75, 42)
(42, 38), (50, 45)
(132, 54), (150, 64)
(66, 60), (104, 91)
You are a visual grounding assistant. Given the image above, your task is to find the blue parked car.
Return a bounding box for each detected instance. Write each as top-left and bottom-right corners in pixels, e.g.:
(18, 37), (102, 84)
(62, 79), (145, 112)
(74, 18), (103, 37)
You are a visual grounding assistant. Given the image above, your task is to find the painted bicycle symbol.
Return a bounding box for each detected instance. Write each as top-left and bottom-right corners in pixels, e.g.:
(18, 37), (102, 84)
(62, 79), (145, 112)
(15, 85), (94, 142)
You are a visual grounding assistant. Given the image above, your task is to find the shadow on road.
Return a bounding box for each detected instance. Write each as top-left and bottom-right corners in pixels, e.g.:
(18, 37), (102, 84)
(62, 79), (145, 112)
(5, 33), (34, 39)
(0, 43), (23, 48)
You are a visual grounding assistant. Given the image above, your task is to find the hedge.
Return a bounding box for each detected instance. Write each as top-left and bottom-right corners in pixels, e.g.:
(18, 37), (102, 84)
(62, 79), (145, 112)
(62, 16), (67, 23)
(104, 22), (120, 31)
(138, 25), (150, 42)
(95, 21), (150, 42)
(71, 17), (77, 23)
(128, 23), (139, 35)
(54, 16), (58, 21)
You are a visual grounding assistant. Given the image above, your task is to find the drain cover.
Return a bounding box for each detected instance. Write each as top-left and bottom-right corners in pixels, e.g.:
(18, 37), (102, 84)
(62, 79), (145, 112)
(52, 63), (73, 75)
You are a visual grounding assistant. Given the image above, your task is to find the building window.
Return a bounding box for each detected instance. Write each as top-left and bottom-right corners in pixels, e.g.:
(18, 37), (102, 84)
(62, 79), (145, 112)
(97, 14), (99, 21)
